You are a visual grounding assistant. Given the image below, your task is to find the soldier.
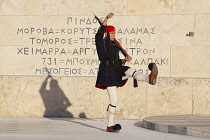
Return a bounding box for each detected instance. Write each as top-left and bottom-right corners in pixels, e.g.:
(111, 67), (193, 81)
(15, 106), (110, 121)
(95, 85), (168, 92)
(95, 13), (158, 132)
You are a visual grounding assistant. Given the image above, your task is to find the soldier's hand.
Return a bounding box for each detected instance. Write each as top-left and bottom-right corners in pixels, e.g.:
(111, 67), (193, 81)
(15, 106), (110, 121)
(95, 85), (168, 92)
(125, 56), (132, 61)
(106, 13), (114, 19)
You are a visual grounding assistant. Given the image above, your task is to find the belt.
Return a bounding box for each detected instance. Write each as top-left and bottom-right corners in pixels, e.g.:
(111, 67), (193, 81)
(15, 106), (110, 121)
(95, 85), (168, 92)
(102, 60), (121, 66)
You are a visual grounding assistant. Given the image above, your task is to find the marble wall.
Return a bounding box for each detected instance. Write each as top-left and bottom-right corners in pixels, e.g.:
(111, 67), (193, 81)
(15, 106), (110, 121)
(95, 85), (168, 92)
(0, 0), (210, 119)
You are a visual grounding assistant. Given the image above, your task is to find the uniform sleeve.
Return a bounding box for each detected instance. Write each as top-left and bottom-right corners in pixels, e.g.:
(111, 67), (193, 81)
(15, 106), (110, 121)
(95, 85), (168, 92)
(95, 25), (106, 61)
(95, 25), (106, 43)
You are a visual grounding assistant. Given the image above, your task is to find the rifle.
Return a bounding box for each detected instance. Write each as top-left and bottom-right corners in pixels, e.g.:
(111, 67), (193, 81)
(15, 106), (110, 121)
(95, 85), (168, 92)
(92, 12), (102, 25)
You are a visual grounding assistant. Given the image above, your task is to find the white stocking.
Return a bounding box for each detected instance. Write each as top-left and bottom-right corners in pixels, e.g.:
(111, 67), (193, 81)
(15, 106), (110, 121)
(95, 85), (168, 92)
(122, 68), (149, 83)
(106, 86), (117, 127)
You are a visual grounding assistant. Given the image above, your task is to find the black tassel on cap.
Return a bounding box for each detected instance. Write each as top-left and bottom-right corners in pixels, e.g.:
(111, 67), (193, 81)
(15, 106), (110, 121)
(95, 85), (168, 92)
(105, 31), (112, 63)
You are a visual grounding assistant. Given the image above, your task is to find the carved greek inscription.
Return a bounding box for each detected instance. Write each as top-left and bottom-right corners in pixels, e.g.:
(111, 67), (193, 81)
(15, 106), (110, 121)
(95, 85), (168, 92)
(13, 16), (169, 76)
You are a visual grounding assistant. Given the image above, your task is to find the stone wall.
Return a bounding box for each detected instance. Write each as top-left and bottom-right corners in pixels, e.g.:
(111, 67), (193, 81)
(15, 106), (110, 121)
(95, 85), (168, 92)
(0, 0), (210, 119)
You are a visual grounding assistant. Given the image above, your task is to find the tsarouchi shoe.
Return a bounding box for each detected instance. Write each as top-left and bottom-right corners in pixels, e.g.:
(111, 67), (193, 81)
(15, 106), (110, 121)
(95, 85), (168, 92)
(106, 124), (122, 132)
(148, 63), (158, 85)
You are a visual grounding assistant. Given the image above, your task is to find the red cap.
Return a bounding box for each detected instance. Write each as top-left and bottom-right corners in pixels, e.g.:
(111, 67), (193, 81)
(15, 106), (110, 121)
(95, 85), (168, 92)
(105, 25), (115, 32)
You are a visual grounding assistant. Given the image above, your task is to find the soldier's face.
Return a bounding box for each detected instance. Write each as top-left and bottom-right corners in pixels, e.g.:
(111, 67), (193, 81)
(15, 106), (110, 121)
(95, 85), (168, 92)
(105, 31), (116, 41)
(109, 31), (116, 41)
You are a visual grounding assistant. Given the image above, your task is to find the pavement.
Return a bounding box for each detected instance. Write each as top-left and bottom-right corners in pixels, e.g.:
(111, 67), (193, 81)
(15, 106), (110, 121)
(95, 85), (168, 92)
(143, 115), (210, 139)
(0, 116), (209, 140)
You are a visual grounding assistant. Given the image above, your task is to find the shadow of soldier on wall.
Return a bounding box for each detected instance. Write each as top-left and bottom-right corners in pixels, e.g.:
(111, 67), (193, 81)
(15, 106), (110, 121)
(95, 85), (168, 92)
(39, 74), (73, 118)
(38, 72), (105, 131)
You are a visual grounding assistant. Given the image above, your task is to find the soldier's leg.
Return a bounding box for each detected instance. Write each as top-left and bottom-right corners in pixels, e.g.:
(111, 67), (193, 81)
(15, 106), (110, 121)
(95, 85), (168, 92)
(106, 86), (121, 132)
(122, 68), (149, 83)
(122, 63), (158, 85)
(106, 86), (117, 127)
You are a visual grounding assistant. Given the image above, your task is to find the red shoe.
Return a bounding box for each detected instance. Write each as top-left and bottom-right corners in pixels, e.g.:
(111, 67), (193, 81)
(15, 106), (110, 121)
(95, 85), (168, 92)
(106, 124), (121, 132)
(148, 63), (158, 85)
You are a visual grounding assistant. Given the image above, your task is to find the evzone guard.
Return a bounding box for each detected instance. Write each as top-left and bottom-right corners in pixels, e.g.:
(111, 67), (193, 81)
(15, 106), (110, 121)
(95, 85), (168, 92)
(94, 13), (158, 132)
